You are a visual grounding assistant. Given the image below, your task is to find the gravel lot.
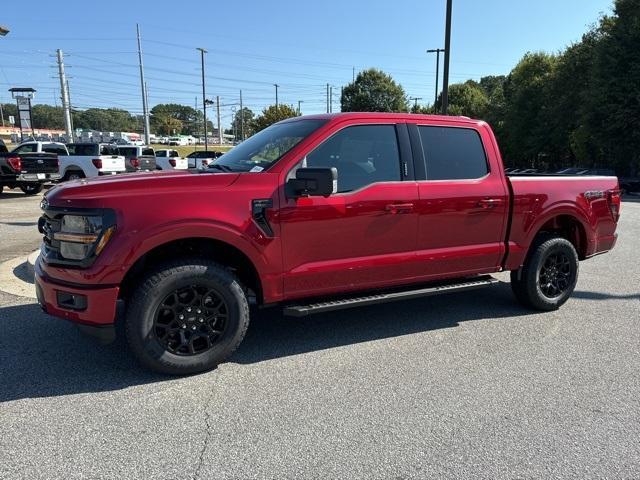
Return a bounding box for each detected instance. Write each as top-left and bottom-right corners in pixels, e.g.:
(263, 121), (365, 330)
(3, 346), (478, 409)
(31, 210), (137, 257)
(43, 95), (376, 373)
(0, 194), (639, 479)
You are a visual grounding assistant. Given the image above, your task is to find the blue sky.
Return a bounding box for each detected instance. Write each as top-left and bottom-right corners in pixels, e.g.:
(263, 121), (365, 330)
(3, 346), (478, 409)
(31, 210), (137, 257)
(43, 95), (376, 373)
(0, 0), (612, 128)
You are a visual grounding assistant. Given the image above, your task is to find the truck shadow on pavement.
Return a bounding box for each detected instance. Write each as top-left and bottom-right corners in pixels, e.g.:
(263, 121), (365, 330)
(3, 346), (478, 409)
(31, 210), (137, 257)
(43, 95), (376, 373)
(0, 282), (539, 402)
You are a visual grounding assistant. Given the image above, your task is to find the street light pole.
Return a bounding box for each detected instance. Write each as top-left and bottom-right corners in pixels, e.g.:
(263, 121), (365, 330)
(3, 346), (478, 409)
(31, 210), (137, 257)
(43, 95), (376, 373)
(297, 100), (303, 115)
(197, 47), (208, 151)
(442, 0), (453, 115)
(274, 84), (279, 110)
(427, 48), (444, 112)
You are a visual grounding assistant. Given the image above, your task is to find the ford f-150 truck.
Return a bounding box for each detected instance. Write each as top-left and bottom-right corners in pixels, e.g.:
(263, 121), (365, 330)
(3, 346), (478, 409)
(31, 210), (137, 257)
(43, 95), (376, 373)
(34, 113), (621, 375)
(0, 139), (61, 195)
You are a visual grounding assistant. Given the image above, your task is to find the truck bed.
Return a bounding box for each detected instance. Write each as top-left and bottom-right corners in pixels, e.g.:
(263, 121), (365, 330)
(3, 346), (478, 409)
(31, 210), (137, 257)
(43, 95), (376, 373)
(505, 175), (620, 270)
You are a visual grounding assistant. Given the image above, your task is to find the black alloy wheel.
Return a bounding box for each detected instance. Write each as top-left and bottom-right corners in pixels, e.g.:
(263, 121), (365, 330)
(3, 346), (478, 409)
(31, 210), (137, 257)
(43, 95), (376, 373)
(538, 252), (573, 299)
(153, 285), (228, 356)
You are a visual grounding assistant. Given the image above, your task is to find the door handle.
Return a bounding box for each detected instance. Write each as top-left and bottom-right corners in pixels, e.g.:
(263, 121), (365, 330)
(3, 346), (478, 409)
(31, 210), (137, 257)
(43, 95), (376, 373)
(385, 203), (414, 214)
(477, 198), (502, 209)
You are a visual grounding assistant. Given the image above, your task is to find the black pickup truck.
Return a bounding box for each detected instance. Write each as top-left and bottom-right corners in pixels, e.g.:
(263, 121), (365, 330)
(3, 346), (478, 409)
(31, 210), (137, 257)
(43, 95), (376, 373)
(0, 139), (61, 195)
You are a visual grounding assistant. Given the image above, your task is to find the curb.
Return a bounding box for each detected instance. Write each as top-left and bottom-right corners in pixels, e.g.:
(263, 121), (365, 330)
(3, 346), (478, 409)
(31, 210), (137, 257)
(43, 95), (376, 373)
(26, 250), (39, 278)
(0, 251), (38, 299)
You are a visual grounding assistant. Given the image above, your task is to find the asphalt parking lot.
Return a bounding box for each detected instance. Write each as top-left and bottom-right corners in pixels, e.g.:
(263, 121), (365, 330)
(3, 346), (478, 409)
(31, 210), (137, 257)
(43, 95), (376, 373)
(0, 194), (639, 479)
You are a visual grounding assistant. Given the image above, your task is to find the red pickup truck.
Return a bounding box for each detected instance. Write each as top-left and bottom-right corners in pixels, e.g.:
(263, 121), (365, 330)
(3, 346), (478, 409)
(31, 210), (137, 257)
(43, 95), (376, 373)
(35, 113), (621, 374)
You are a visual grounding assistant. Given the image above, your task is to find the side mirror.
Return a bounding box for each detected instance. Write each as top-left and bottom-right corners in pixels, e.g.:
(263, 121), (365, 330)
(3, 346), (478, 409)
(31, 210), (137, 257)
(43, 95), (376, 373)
(287, 167), (337, 197)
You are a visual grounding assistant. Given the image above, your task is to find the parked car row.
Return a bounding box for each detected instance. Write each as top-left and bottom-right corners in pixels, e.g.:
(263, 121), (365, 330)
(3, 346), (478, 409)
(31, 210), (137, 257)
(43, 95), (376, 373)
(0, 139), (225, 196)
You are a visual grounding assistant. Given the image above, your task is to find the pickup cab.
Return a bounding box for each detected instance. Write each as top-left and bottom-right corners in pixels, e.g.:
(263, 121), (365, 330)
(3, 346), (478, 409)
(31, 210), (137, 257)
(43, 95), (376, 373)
(0, 139), (61, 195)
(62, 143), (127, 181)
(155, 149), (188, 170)
(35, 113), (621, 374)
(186, 150), (224, 169)
(115, 145), (157, 172)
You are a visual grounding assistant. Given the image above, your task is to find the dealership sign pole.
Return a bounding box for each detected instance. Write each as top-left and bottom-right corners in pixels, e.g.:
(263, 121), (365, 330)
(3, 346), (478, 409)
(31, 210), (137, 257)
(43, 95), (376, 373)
(9, 87), (36, 142)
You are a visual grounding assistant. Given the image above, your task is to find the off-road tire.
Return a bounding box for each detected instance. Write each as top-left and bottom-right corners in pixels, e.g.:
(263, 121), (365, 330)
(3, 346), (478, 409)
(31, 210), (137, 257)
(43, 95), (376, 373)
(125, 258), (250, 375)
(511, 235), (579, 311)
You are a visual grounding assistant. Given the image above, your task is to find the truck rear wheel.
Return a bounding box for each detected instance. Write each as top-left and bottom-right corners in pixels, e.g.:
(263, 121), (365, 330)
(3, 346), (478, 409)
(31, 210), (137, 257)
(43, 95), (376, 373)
(510, 235), (579, 311)
(64, 170), (85, 181)
(125, 259), (250, 375)
(19, 183), (43, 195)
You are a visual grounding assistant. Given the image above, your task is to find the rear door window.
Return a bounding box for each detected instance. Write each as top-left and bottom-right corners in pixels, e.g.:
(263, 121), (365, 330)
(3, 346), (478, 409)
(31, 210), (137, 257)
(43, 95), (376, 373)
(417, 126), (488, 180)
(12, 143), (37, 153)
(118, 147), (136, 157)
(68, 144), (95, 156)
(43, 145), (68, 156)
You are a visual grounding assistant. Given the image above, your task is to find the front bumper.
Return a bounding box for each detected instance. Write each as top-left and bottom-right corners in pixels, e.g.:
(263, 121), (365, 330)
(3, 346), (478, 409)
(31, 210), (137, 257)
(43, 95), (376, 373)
(17, 173), (61, 182)
(35, 257), (120, 331)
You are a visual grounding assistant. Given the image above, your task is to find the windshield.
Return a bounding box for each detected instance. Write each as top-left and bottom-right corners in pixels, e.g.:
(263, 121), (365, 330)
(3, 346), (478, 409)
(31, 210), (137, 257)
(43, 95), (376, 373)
(211, 119), (326, 172)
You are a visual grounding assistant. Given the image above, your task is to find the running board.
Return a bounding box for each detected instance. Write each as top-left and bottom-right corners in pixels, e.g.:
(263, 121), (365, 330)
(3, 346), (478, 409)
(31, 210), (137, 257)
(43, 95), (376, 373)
(283, 275), (499, 317)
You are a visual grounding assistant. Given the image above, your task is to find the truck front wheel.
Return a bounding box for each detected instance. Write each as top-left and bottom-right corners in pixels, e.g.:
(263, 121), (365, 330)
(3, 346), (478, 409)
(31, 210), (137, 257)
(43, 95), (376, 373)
(510, 236), (579, 311)
(125, 259), (250, 375)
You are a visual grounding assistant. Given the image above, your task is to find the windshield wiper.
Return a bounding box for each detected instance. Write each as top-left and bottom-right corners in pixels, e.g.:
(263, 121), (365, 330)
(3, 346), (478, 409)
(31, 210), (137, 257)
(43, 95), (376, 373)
(207, 164), (233, 172)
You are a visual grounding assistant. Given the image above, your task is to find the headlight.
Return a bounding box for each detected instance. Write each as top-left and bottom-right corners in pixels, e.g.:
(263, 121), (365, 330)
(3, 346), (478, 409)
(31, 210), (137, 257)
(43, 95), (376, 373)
(53, 215), (114, 260)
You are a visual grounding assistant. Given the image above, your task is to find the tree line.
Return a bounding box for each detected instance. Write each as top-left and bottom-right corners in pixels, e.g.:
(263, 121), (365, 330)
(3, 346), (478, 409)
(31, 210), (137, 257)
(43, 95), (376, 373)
(2, 0), (636, 174)
(340, 0), (639, 176)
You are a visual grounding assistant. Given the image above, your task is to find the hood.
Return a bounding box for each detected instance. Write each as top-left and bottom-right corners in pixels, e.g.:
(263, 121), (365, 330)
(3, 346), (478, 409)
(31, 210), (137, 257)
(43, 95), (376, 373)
(45, 170), (240, 208)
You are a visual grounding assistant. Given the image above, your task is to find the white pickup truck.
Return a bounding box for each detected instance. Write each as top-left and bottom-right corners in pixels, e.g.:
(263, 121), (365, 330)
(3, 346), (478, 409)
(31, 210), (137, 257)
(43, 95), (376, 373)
(62, 143), (127, 180)
(155, 149), (189, 170)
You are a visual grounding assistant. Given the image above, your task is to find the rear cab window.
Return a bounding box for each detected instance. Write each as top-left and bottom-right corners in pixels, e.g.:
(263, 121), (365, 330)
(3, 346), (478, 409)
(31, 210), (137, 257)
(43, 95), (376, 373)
(416, 126), (488, 180)
(142, 148), (155, 156)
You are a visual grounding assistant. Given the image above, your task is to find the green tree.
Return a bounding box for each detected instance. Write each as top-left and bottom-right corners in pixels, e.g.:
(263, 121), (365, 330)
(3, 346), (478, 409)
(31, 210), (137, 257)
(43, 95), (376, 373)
(577, 0), (640, 175)
(154, 115), (183, 135)
(252, 104), (299, 132)
(73, 108), (139, 132)
(231, 107), (255, 139)
(502, 52), (559, 168)
(31, 105), (64, 129)
(435, 80), (489, 118)
(150, 103), (211, 136)
(341, 68), (408, 112)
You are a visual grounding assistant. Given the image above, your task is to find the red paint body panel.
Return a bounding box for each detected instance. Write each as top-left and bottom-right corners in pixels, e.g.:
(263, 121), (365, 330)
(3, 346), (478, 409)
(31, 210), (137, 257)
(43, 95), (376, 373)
(34, 113), (620, 327)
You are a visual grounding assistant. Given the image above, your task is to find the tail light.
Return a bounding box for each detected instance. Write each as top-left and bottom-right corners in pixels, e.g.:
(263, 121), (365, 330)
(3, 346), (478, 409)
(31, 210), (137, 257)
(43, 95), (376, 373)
(91, 158), (103, 169)
(7, 157), (22, 172)
(130, 158), (140, 169)
(169, 159), (176, 167)
(607, 189), (622, 222)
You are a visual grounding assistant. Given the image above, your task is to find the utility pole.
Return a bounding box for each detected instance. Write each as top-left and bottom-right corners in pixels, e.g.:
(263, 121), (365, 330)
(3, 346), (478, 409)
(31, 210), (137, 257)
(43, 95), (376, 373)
(136, 25), (151, 145)
(144, 81), (150, 140)
(0, 102), (4, 127)
(274, 83), (279, 110)
(239, 89), (244, 141)
(297, 100), (303, 115)
(352, 67), (355, 82)
(329, 86), (333, 113)
(442, 0), (453, 115)
(197, 47), (208, 150)
(326, 83), (330, 113)
(409, 97), (422, 112)
(56, 49), (73, 141)
(427, 48), (444, 112)
(216, 95), (221, 145)
(66, 79), (74, 135)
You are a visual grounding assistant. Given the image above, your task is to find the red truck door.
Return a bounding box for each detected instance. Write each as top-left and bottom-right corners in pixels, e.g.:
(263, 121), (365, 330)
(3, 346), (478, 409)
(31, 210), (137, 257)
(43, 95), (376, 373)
(279, 123), (420, 299)
(409, 123), (509, 278)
